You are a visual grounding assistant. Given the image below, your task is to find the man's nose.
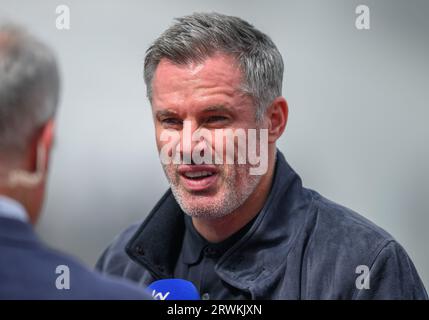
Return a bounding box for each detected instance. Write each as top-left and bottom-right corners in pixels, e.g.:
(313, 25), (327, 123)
(178, 120), (211, 164)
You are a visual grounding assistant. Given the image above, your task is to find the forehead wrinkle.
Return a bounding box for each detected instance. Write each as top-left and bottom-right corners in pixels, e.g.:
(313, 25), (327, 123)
(154, 54), (243, 90)
(152, 54), (252, 116)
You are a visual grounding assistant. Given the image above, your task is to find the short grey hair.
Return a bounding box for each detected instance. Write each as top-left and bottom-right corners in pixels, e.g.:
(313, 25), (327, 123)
(0, 23), (60, 154)
(144, 12), (284, 120)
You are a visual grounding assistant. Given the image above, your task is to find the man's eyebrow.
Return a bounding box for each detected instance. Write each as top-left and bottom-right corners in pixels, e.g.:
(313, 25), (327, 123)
(155, 109), (179, 118)
(202, 105), (233, 113)
(155, 105), (233, 119)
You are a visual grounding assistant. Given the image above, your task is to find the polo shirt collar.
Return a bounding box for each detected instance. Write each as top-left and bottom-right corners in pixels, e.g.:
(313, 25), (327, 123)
(182, 214), (256, 265)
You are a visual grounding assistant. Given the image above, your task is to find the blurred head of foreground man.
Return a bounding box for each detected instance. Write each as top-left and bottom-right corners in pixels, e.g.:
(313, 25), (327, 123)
(96, 12), (428, 300)
(0, 23), (150, 300)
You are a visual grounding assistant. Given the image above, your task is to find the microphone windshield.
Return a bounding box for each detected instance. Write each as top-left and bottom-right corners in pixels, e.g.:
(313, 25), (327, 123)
(148, 279), (200, 300)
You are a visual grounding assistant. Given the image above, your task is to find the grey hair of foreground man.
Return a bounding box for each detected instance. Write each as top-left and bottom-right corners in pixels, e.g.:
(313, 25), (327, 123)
(0, 23), (60, 156)
(0, 23), (60, 223)
(143, 12), (284, 120)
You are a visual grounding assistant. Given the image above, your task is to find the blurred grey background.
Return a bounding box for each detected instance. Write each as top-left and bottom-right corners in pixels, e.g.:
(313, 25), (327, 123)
(1, 0), (428, 289)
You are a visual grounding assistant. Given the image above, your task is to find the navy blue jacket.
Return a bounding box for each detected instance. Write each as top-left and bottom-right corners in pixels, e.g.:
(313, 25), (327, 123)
(0, 217), (151, 299)
(96, 151), (428, 299)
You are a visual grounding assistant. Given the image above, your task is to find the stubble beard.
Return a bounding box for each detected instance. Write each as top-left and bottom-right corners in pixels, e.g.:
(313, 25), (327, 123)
(163, 164), (262, 220)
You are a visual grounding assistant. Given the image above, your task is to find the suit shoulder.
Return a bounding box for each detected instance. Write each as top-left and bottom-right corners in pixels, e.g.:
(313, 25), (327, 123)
(308, 190), (394, 252)
(0, 240), (149, 299)
(302, 190), (397, 280)
(299, 191), (409, 298)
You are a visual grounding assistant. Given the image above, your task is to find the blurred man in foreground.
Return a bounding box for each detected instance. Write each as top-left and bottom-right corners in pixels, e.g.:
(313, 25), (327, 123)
(0, 23), (150, 299)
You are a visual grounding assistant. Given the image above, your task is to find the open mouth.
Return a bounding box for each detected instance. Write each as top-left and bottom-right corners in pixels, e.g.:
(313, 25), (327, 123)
(178, 165), (219, 191)
(183, 171), (214, 180)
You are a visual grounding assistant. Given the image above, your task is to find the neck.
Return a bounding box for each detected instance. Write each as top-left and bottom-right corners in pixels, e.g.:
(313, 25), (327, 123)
(192, 151), (276, 243)
(0, 187), (40, 225)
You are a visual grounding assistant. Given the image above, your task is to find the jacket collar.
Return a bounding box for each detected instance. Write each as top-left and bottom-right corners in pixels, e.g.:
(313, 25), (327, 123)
(126, 190), (185, 279)
(0, 195), (29, 223)
(126, 150), (311, 296)
(0, 216), (39, 245)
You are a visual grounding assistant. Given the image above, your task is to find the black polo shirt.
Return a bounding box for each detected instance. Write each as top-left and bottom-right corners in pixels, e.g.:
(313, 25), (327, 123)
(173, 214), (255, 300)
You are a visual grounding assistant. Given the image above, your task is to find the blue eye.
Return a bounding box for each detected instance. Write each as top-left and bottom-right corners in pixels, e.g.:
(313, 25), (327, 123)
(207, 116), (228, 123)
(162, 118), (182, 126)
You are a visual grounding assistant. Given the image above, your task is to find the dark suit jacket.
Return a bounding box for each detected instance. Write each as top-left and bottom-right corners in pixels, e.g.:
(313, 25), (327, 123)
(0, 216), (150, 299)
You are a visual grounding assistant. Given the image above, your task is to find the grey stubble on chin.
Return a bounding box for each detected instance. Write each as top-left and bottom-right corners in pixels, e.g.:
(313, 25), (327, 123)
(164, 164), (262, 219)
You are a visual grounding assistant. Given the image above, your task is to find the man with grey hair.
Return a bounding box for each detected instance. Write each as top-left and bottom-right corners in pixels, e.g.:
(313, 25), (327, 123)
(97, 12), (427, 299)
(0, 23), (150, 299)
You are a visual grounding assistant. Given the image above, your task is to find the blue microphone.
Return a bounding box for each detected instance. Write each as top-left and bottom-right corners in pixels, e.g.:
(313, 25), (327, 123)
(148, 279), (200, 300)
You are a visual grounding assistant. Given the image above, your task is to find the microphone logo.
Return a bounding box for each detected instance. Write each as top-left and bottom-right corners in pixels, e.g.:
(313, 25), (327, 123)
(152, 290), (170, 300)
